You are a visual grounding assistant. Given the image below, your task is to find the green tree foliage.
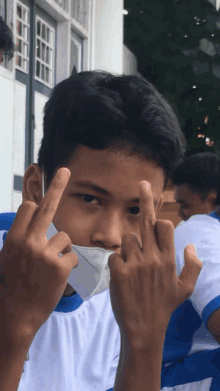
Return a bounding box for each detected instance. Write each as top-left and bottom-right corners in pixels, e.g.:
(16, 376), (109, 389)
(124, 0), (220, 155)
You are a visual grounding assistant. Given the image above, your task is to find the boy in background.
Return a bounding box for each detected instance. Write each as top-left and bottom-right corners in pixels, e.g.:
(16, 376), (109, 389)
(173, 152), (219, 222)
(0, 14), (14, 64)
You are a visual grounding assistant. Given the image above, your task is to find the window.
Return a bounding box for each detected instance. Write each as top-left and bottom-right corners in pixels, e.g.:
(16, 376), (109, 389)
(70, 37), (81, 75)
(53, 0), (69, 13)
(35, 17), (55, 87)
(71, 0), (88, 30)
(15, 1), (30, 73)
(0, 0), (6, 67)
(0, 0), (5, 18)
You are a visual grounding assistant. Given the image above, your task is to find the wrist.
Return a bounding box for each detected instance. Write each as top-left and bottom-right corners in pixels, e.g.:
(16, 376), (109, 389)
(121, 326), (166, 353)
(114, 334), (164, 391)
(0, 320), (36, 353)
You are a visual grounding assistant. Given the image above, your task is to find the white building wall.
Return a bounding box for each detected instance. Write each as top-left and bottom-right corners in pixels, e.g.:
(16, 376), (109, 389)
(34, 92), (48, 164)
(123, 44), (139, 76)
(0, 69), (14, 211)
(93, 0), (123, 74)
(12, 81), (26, 211)
(0, 0), (139, 213)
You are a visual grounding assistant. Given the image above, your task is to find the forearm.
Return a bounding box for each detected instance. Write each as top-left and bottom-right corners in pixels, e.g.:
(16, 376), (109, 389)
(114, 335), (165, 391)
(0, 332), (33, 391)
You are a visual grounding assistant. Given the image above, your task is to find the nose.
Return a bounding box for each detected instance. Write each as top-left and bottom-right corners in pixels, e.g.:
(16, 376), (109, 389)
(90, 210), (123, 252)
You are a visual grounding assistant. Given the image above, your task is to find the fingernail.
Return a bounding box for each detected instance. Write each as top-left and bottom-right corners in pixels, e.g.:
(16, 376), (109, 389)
(143, 181), (151, 190)
(188, 243), (197, 255)
(57, 168), (70, 178)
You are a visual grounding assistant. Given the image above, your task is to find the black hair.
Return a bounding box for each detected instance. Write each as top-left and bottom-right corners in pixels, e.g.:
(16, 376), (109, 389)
(0, 15), (15, 61)
(38, 70), (186, 189)
(172, 152), (220, 204)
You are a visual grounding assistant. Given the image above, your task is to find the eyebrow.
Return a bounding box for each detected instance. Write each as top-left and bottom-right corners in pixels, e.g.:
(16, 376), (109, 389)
(73, 180), (158, 207)
(176, 199), (188, 205)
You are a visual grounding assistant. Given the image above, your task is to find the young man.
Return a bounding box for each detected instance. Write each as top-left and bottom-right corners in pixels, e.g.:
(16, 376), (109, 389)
(0, 14), (14, 64)
(161, 152), (220, 389)
(173, 152), (219, 221)
(0, 71), (204, 391)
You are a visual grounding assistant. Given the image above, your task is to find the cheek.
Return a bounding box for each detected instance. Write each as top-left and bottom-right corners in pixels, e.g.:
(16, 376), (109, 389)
(52, 200), (95, 245)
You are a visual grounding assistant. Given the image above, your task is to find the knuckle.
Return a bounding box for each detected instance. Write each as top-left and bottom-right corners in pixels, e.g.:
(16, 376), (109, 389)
(184, 283), (194, 297)
(143, 216), (156, 232)
(57, 231), (71, 244)
(166, 257), (176, 271)
(22, 200), (37, 208)
(147, 255), (161, 268)
(115, 266), (128, 281)
(108, 253), (121, 269)
(157, 219), (174, 230)
(39, 202), (53, 215)
(25, 236), (38, 254)
(122, 233), (140, 245)
(73, 253), (79, 267)
(21, 200), (39, 215)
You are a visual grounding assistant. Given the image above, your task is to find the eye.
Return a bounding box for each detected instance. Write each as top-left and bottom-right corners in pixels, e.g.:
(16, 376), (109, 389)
(77, 194), (100, 205)
(180, 204), (188, 210)
(129, 206), (140, 216)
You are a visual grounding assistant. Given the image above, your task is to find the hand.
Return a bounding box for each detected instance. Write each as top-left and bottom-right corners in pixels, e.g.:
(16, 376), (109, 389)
(108, 181), (203, 350)
(0, 168), (78, 342)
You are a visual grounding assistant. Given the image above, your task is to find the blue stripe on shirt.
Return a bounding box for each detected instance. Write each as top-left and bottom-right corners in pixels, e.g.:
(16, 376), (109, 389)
(0, 212), (16, 231)
(161, 347), (220, 388)
(202, 295), (220, 328)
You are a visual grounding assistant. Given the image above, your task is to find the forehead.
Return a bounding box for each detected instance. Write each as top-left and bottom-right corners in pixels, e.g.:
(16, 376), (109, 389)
(66, 146), (165, 198)
(175, 184), (200, 203)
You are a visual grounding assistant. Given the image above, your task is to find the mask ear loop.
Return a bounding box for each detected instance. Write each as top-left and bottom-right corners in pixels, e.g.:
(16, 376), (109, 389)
(42, 170), (45, 198)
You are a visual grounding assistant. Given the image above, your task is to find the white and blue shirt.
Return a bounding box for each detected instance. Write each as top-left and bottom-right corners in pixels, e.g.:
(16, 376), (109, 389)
(0, 212), (120, 391)
(1, 211), (220, 390)
(163, 212), (220, 367)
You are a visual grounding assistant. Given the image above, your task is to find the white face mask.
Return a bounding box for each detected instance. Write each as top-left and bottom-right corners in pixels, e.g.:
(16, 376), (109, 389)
(42, 172), (115, 301)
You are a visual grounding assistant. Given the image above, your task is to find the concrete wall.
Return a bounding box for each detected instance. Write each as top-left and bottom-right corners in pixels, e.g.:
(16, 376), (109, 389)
(93, 0), (123, 74)
(0, 69), (14, 211)
(0, 0), (140, 213)
(123, 44), (138, 75)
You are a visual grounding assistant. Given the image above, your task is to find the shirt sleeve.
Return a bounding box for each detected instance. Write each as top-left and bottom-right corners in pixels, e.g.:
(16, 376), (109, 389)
(104, 329), (120, 391)
(174, 214), (220, 329)
(0, 230), (7, 250)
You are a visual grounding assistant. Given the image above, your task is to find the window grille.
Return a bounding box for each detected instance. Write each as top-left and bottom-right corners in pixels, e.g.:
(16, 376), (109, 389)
(70, 36), (81, 74)
(0, 0), (5, 19)
(71, 0), (88, 30)
(35, 16), (55, 87)
(15, 1), (30, 73)
(53, 0), (69, 13)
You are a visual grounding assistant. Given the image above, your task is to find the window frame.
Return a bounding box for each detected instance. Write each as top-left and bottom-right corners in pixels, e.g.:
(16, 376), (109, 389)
(70, 32), (82, 75)
(71, 0), (89, 31)
(35, 15), (55, 88)
(15, 0), (30, 74)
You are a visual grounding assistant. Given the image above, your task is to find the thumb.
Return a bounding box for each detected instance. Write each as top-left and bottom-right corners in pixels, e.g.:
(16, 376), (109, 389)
(178, 244), (203, 301)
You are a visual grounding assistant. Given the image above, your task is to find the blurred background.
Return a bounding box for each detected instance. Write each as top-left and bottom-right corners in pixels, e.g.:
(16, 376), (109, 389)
(1, 0), (220, 226)
(124, 0), (220, 226)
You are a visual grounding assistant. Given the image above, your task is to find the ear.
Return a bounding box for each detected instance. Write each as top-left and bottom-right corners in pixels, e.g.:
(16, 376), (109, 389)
(156, 194), (164, 214)
(22, 164), (43, 204)
(207, 190), (218, 207)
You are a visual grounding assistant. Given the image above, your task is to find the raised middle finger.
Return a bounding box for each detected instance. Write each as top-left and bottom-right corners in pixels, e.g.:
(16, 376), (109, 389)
(139, 181), (157, 255)
(30, 168), (71, 236)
